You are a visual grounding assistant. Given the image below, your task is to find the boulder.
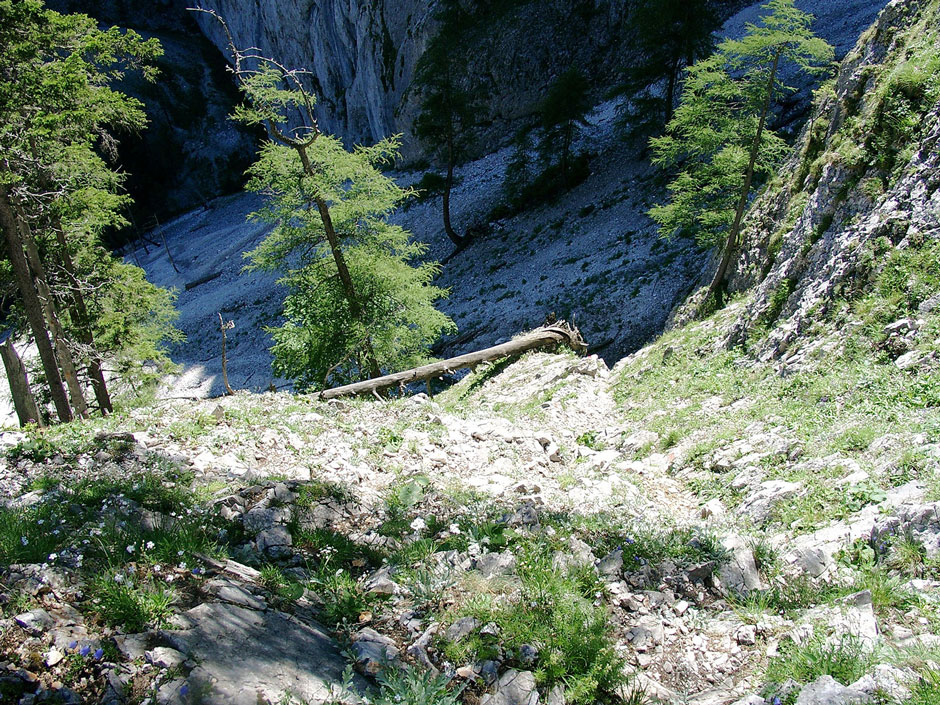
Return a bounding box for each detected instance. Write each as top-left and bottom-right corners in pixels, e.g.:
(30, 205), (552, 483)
(481, 669), (539, 705)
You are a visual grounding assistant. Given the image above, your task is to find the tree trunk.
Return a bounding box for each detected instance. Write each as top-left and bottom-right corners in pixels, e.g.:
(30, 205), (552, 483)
(219, 313), (234, 396)
(0, 185), (73, 422)
(561, 121), (572, 188)
(442, 133), (467, 248)
(705, 49), (781, 308)
(296, 146), (383, 380)
(320, 323), (587, 400)
(20, 220), (88, 418)
(664, 55), (680, 126)
(52, 229), (112, 413)
(0, 338), (44, 428)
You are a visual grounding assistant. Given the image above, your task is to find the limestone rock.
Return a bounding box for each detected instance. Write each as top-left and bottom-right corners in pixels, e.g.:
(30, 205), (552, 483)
(795, 675), (869, 705)
(162, 602), (358, 704)
(481, 669), (540, 705)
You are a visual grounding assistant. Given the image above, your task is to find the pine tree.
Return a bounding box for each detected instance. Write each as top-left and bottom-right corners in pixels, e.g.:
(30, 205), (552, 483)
(649, 0), (833, 308)
(0, 0), (178, 423)
(411, 0), (480, 250)
(194, 9), (455, 391)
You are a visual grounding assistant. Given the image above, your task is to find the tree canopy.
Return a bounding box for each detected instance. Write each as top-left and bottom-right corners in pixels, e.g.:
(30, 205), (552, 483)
(193, 9), (455, 391)
(0, 0), (179, 423)
(649, 0), (833, 305)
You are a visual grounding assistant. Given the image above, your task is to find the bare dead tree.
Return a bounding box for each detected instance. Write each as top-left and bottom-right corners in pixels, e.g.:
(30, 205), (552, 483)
(219, 312), (235, 395)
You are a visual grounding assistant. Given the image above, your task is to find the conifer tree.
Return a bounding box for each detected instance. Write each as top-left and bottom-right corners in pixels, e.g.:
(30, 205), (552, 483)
(194, 9), (455, 391)
(1, 0), (178, 423)
(649, 0), (833, 308)
(539, 68), (592, 188)
(411, 0), (479, 250)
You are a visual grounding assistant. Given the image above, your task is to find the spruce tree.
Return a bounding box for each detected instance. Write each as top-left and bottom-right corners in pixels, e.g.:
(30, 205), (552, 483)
(539, 68), (592, 189)
(649, 0), (833, 308)
(617, 0), (718, 132)
(194, 9), (455, 391)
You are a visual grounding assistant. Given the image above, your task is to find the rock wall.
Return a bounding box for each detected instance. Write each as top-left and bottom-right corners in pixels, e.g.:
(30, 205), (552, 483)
(192, 0), (751, 157)
(192, 0), (435, 156)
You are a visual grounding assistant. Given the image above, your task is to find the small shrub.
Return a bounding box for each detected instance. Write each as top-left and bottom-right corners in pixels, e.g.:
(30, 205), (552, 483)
(93, 575), (176, 632)
(373, 665), (463, 705)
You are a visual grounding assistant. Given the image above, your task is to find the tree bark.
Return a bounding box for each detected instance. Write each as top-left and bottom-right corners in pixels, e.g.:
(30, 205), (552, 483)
(52, 229), (112, 413)
(0, 338), (44, 428)
(442, 132), (467, 248)
(320, 324), (587, 400)
(219, 313), (234, 396)
(295, 146), (383, 380)
(0, 185), (73, 422)
(705, 49), (781, 308)
(20, 220), (88, 418)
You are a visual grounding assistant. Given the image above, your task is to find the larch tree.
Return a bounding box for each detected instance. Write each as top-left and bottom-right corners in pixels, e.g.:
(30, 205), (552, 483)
(0, 0), (179, 424)
(649, 0), (833, 309)
(193, 8), (455, 392)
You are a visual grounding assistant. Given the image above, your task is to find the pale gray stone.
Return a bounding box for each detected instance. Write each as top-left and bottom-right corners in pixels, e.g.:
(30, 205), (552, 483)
(795, 676), (869, 705)
(446, 617), (481, 644)
(162, 602), (361, 705)
(481, 669), (539, 705)
(475, 551), (517, 578)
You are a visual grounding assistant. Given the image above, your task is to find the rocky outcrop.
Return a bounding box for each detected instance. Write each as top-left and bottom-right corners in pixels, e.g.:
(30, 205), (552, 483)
(192, 1), (764, 158)
(724, 0), (940, 352)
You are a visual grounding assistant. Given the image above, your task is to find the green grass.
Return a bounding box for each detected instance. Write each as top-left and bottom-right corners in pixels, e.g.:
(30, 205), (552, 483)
(91, 574), (177, 632)
(373, 665), (463, 705)
(613, 240), (940, 530)
(441, 545), (625, 704)
(764, 634), (877, 703)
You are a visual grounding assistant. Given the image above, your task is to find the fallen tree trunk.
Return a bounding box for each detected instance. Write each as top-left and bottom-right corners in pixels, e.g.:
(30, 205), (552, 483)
(184, 271), (222, 291)
(319, 323), (586, 400)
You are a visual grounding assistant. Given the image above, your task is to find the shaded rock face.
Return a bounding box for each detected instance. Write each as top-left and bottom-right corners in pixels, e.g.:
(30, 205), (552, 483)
(46, 0), (259, 224)
(192, 0), (753, 158)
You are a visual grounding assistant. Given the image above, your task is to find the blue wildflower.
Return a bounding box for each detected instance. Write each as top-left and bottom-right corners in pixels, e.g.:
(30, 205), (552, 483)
(79, 645), (91, 657)
(180, 684), (190, 697)
(68, 640), (78, 650)
(94, 648), (103, 660)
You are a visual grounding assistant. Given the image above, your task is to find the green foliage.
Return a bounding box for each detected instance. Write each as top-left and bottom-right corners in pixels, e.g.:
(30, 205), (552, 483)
(0, 0), (179, 406)
(373, 665), (463, 705)
(412, 0), (478, 163)
(538, 68), (592, 187)
(615, 0), (719, 133)
(91, 575), (176, 632)
(764, 634), (876, 699)
(649, 0), (833, 246)
(83, 258), (182, 390)
(443, 547), (625, 704)
(906, 668), (940, 705)
(244, 133), (455, 390)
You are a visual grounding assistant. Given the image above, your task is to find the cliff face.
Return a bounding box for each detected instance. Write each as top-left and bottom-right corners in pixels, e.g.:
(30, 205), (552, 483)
(192, 0), (435, 155)
(191, 0), (691, 157)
